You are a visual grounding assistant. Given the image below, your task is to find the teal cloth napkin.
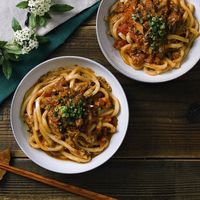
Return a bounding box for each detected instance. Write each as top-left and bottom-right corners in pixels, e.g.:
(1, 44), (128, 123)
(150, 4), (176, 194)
(0, 2), (99, 104)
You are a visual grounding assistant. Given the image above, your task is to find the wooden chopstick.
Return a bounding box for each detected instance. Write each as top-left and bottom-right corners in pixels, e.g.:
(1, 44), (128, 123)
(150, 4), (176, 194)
(0, 162), (117, 200)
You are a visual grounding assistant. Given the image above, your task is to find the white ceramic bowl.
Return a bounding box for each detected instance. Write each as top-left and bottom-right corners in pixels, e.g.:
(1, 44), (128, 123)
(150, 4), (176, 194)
(96, 0), (200, 83)
(11, 56), (129, 174)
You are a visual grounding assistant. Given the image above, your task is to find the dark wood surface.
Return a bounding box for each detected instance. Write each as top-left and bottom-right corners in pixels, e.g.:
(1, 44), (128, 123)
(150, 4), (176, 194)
(1, 13), (200, 200)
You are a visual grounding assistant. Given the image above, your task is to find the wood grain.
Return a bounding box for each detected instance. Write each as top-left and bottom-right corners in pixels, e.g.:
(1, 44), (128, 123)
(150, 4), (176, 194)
(0, 163), (116, 200)
(1, 159), (200, 200)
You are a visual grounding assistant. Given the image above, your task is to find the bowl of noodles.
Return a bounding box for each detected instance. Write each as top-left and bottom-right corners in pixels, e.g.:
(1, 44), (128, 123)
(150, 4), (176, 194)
(11, 56), (129, 173)
(96, 0), (200, 82)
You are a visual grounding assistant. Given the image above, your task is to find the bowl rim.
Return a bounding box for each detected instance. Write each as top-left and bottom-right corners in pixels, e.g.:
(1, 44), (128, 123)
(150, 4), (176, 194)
(96, 0), (200, 83)
(10, 56), (129, 174)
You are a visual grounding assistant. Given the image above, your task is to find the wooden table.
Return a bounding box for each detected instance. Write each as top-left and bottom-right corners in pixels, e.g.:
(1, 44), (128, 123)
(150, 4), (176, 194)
(1, 13), (200, 200)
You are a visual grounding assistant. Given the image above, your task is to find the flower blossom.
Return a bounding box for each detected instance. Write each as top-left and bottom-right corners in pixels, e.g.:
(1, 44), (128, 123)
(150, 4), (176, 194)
(28, 0), (52, 16)
(14, 27), (39, 54)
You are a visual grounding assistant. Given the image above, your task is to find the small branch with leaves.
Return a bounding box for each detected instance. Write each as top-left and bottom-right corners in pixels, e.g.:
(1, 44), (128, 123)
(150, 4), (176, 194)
(0, 0), (73, 79)
(17, 0), (73, 28)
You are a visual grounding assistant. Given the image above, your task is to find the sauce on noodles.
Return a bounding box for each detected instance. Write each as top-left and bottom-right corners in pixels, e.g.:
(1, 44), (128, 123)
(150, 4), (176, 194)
(108, 0), (199, 75)
(21, 66), (120, 163)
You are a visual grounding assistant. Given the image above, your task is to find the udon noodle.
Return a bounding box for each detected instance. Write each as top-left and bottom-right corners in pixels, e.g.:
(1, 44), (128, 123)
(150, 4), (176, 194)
(21, 66), (120, 163)
(108, 0), (199, 75)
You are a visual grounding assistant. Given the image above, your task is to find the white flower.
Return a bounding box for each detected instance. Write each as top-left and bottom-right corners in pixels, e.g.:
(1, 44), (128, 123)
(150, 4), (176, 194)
(21, 39), (39, 54)
(14, 27), (39, 54)
(28, 0), (52, 16)
(14, 27), (34, 45)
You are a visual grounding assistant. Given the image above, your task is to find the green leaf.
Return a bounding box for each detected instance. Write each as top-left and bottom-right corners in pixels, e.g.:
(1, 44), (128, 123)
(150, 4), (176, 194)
(2, 59), (12, 80)
(0, 56), (4, 65)
(4, 43), (22, 55)
(44, 12), (52, 19)
(0, 41), (7, 48)
(16, 1), (28, 9)
(50, 4), (73, 12)
(3, 50), (9, 60)
(29, 13), (37, 29)
(7, 53), (20, 62)
(36, 36), (49, 43)
(12, 18), (22, 31)
(38, 16), (47, 27)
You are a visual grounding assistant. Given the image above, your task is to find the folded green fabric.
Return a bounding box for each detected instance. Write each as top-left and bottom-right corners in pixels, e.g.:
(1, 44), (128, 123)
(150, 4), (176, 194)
(0, 2), (99, 104)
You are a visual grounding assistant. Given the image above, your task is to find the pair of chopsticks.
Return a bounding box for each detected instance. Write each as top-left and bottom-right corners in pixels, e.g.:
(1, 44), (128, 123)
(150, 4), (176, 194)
(0, 162), (117, 200)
